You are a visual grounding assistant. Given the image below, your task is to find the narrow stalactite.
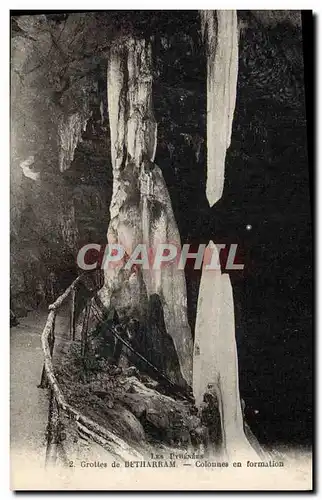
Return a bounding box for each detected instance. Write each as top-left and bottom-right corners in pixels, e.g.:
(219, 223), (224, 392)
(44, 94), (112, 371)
(200, 10), (238, 207)
(98, 36), (193, 387)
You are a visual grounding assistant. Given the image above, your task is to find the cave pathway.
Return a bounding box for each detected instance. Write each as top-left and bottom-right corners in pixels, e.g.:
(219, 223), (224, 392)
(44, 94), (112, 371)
(10, 307), (70, 472)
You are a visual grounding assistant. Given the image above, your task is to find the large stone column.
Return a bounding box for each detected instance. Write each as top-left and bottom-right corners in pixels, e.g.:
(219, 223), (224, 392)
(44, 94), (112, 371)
(98, 37), (193, 387)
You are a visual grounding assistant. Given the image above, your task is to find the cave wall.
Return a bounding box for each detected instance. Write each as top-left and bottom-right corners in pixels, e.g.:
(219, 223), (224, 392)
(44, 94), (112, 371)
(10, 14), (112, 314)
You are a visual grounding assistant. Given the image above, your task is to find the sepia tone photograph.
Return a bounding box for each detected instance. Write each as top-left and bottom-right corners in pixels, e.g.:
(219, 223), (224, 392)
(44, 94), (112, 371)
(10, 9), (313, 490)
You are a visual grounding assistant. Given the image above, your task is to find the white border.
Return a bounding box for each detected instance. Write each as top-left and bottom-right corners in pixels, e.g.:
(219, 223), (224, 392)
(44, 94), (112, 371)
(2, 3), (320, 498)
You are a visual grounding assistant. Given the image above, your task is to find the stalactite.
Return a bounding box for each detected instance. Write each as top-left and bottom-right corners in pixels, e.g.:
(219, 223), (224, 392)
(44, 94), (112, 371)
(58, 111), (90, 172)
(200, 10), (238, 206)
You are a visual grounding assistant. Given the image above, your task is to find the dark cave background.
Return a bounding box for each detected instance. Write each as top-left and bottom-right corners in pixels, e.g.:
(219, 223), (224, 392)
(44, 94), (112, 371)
(10, 10), (312, 447)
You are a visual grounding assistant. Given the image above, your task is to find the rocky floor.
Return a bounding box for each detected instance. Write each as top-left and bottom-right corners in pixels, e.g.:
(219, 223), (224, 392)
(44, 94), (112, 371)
(10, 308), (312, 491)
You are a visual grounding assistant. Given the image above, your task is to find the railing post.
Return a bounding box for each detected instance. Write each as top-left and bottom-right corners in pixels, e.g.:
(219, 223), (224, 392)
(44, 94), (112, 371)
(45, 391), (60, 468)
(38, 364), (48, 389)
(70, 287), (76, 341)
(81, 304), (91, 358)
(49, 313), (56, 355)
(100, 270), (104, 289)
(38, 312), (56, 388)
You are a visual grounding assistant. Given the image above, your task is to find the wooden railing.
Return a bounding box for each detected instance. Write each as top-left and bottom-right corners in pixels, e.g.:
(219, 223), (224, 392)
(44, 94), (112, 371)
(39, 271), (142, 468)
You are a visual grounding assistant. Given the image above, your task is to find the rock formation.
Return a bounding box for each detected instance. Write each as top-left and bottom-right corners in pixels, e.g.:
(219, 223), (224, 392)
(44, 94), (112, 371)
(96, 36), (193, 387)
(11, 10), (307, 454)
(193, 13), (259, 458)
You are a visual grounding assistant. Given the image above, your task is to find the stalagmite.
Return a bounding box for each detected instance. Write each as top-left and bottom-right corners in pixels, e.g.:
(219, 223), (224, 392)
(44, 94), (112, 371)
(200, 10), (238, 206)
(98, 37), (193, 386)
(193, 242), (258, 459)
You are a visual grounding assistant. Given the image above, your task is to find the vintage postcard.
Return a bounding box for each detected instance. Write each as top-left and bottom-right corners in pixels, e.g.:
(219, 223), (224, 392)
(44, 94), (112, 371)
(10, 10), (313, 490)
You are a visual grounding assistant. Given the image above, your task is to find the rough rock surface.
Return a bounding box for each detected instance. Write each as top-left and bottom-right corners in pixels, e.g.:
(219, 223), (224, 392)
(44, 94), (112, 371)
(97, 36), (193, 386)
